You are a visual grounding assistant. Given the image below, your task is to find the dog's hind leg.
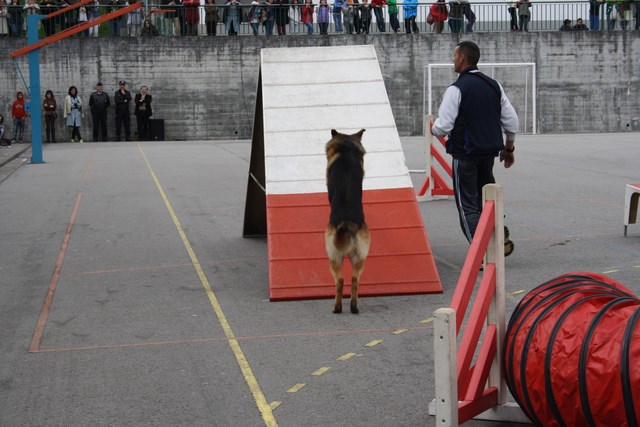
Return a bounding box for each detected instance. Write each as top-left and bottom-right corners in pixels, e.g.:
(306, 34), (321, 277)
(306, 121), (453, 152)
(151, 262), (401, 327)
(329, 259), (344, 314)
(334, 278), (344, 314)
(350, 258), (366, 314)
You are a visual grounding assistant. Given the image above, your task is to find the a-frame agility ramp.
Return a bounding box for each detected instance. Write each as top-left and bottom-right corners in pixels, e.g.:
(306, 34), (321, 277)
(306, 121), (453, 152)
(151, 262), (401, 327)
(243, 45), (443, 301)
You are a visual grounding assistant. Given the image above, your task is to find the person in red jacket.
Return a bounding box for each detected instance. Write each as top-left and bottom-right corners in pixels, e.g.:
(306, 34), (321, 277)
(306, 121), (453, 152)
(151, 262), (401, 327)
(429, 0), (448, 33)
(184, 0), (200, 35)
(370, 0), (386, 32)
(301, 0), (314, 34)
(11, 91), (26, 144)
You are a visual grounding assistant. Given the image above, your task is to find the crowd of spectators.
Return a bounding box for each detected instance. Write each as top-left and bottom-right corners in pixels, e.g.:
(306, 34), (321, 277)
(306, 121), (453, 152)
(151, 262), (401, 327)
(0, 81), (153, 146)
(1, 0), (639, 37)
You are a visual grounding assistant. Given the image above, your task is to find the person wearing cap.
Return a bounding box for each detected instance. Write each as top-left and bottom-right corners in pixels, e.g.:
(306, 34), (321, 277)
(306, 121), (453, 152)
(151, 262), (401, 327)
(89, 82), (111, 142)
(114, 80), (133, 141)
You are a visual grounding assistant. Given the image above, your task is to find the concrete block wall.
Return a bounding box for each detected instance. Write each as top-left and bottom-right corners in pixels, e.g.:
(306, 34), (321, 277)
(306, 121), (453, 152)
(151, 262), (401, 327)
(2, 32), (639, 141)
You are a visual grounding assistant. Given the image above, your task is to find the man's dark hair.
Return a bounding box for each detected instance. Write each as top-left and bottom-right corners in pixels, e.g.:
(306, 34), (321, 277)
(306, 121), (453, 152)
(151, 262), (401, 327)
(456, 41), (480, 66)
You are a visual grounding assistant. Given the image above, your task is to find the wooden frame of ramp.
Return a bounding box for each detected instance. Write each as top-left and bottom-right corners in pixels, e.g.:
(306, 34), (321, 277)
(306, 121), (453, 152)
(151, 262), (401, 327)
(243, 45), (443, 301)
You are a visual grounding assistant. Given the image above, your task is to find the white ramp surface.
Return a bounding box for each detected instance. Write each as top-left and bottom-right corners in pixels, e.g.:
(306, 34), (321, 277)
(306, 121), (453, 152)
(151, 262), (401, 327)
(258, 45), (442, 301)
(260, 45), (413, 196)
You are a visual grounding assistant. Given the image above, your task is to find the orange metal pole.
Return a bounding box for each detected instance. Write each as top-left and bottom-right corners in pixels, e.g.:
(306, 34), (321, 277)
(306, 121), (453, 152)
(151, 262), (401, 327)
(9, 2), (143, 59)
(45, 0), (93, 19)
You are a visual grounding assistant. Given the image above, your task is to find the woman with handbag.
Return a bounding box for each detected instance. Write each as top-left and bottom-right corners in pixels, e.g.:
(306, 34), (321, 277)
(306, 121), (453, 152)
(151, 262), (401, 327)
(64, 86), (84, 143)
(429, 0), (448, 33)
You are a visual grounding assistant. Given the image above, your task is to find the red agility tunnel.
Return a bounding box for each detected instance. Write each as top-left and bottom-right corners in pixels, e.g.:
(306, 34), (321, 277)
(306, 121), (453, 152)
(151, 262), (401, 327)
(503, 272), (640, 426)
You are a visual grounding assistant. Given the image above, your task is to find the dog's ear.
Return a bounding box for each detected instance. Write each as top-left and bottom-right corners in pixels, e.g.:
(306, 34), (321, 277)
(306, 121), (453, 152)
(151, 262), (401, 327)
(331, 129), (338, 137)
(353, 129), (365, 141)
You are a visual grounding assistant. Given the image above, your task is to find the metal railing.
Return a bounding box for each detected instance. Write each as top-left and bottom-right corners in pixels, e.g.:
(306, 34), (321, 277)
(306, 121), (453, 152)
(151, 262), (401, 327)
(2, 1), (639, 38)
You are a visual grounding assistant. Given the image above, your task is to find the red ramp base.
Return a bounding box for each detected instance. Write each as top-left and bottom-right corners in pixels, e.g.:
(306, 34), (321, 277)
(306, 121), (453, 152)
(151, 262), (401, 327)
(267, 187), (443, 300)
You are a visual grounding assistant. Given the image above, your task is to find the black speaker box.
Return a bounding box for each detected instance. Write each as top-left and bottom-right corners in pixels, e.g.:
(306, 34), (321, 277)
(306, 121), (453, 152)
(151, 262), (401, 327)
(149, 119), (165, 141)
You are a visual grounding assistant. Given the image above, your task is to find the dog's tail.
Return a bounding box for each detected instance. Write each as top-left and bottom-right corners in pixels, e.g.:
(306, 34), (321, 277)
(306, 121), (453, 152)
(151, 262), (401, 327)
(334, 222), (359, 251)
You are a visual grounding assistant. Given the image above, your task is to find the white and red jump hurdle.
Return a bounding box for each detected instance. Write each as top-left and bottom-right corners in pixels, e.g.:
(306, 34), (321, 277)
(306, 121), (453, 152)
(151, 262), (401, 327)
(415, 118), (454, 202)
(429, 184), (530, 426)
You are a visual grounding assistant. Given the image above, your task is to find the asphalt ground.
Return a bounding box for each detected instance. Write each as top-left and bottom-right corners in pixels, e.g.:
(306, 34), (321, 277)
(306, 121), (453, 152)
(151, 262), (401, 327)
(0, 133), (639, 427)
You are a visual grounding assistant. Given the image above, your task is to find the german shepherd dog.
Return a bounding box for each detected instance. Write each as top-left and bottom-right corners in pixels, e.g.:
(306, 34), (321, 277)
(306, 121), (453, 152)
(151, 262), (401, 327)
(325, 129), (371, 314)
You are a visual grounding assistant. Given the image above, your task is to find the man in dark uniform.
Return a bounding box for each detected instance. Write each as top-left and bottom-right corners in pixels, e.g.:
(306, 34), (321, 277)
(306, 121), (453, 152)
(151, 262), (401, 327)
(114, 80), (132, 141)
(431, 41), (519, 255)
(89, 82), (111, 142)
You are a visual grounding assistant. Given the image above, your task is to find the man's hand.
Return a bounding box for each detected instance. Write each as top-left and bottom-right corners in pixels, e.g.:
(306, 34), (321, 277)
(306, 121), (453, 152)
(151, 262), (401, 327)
(500, 150), (514, 168)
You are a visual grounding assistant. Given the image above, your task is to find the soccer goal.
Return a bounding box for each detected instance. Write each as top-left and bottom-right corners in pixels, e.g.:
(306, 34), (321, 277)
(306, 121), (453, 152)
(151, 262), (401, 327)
(413, 63), (536, 201)
(423, 62), (537, 136)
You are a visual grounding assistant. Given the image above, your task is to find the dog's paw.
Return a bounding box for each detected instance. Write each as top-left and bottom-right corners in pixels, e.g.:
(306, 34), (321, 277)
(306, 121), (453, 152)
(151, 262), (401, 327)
(350, 304), (359, 314)
(333, 305), (342, 314)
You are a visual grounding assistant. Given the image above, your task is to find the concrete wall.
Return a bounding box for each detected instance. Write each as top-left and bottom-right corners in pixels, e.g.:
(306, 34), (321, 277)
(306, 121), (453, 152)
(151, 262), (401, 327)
(2, 32), (639, 141)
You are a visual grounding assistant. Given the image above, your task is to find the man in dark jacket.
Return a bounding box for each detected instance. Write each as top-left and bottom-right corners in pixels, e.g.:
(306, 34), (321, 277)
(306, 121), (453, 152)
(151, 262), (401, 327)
(431, 41), (519, 254)
(114, 80), (132, 141)
(89, 82), (111, 142)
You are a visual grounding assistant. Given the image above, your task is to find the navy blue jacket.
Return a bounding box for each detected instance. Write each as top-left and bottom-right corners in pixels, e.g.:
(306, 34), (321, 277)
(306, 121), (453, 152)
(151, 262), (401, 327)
(447, 67), (505, 159)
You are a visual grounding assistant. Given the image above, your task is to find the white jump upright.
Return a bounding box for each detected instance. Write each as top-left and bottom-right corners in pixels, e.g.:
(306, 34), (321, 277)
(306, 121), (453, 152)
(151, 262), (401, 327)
(624, 183), (640, 236)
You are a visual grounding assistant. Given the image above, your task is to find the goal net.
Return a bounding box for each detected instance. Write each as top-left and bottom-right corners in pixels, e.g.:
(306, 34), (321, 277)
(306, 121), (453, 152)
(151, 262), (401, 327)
(423, 62), (537, 136)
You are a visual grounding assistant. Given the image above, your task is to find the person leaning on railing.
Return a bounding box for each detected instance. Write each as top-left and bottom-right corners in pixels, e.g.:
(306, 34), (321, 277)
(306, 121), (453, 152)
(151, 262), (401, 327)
(316, 0), (329, 34)
(248, 0), (262, 35)
(428, 0), (448, 33)
(204, 0), (220, 35)
(516, 0), (531, 32)
(300, 0), (314, 34)
(448, 0), (463, 33)
(387, 0), (399, 32)
(107, 0), (123, 35)
(589, 0), (603, 30)
(506, 0), (518, 31)
(403, 0), (418, 32)
(39, 0), (56, 36)
(370, 0), (385, 32)
(7, 0), (23, 36)
(183, 0), (199, 35)
(359, 0), (371, 33)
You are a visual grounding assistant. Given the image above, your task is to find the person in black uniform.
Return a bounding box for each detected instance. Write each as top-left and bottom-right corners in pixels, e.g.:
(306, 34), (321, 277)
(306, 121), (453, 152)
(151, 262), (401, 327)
(431, 41), (519, 255)
(114, 80), (132, 141)
(89, 82), (111, 142)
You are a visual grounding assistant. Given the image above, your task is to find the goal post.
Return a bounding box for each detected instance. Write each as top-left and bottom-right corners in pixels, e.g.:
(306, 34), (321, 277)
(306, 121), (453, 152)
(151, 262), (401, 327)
(424, 62), (537, 136)
(415, 63), (536, 201)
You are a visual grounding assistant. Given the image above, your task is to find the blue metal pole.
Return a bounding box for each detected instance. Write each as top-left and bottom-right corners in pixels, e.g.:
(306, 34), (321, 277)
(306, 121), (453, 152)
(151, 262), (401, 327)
(26, 13), (45, 164)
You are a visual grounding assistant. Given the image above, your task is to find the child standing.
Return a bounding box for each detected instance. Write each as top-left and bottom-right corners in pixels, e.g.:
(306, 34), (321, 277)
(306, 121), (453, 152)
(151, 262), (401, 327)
(317, 0), (329, 34)
(11, 91), (26, 144)
(301, 0), (313, 34)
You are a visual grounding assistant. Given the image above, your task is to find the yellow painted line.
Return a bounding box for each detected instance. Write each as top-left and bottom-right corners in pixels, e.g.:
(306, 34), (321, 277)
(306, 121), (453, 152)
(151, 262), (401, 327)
(138, 145), (277, 427)
(311, 367), (331, 376)
(392, 329), (408, 335)
(287, 383), (306, 393)
(511, 290), (526, 295)
(337, 352), (357, 361)
(633, 265), (640, 268)
(269, 402), (282, 410)
(365, 339), (383, 347)
(602, 269), (619, 274)
(420, 317), (434, 324)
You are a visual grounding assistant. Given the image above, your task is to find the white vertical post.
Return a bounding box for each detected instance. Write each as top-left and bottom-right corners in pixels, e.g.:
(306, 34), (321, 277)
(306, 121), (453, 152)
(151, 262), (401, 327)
(417, 114), (434, 202)
(482, 184), (506, 404)
(434, 307), (458, 427)
(531, 63), (537, 134)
